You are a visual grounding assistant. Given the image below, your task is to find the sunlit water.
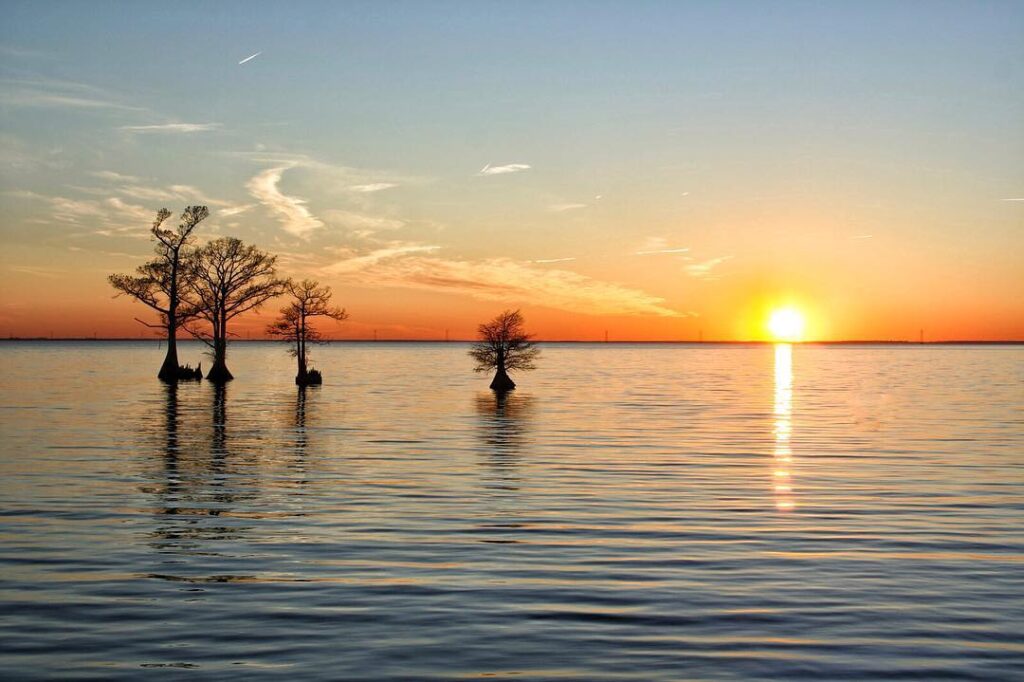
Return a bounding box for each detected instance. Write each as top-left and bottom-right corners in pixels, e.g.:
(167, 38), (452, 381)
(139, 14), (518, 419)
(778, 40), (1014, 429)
(1, 341), (1022, 680)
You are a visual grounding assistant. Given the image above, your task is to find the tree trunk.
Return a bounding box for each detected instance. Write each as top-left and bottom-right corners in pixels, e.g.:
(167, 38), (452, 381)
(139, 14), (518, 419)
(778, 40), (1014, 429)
(159, 258), (181, 382)
(490, 365), (516, 392)
(296, 335), (307, 383)
(206, 335), (233, 383)
(157, 312), (179, 382)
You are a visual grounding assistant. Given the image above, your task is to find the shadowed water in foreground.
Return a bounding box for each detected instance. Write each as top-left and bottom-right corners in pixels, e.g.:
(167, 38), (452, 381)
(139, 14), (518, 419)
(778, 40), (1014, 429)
(1, 341), (1022, 680)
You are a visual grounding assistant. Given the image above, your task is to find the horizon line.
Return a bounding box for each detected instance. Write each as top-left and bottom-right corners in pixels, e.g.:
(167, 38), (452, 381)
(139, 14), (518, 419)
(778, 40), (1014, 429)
(2, 337), (1022, 345)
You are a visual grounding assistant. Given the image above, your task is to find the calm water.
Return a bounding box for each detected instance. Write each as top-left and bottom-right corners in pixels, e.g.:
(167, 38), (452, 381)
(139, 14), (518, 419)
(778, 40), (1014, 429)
(1, 341), (1022, 680)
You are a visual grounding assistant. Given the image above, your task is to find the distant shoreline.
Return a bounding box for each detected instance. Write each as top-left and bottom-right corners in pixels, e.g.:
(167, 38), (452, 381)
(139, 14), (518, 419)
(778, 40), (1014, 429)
(2, 338), (1021, 346)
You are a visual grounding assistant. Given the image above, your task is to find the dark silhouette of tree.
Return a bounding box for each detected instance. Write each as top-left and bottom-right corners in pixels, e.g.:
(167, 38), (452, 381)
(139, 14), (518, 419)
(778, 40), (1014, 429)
(266, 279), (348, 385)
(108, 206), (209, 382)
(184, 237), (286, 383)
(469, 309), (539, 392)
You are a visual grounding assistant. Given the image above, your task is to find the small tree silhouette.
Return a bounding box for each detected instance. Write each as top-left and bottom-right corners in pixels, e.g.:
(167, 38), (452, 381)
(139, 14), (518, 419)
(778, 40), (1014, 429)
(267, 279), (348, 385)
(469, 309), (539, 392)
(108, 206), (208, 382)
(184, 237), (286, 383)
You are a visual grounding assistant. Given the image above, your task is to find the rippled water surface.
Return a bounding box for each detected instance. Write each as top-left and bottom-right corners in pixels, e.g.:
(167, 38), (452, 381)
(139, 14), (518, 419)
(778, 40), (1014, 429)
(1, 341), (1022, 680)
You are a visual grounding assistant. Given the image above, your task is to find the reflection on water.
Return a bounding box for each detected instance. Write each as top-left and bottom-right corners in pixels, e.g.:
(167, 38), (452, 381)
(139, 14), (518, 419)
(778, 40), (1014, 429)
(475, 391), (532, 498)
(1, 341), (1023, 680)
(475, 391), (532, 450)
(773, 343), (795, 511)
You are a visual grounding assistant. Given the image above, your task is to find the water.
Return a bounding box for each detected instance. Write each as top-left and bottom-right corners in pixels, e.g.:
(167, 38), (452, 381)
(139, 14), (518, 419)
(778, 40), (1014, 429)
(1, 341), (1022, 680)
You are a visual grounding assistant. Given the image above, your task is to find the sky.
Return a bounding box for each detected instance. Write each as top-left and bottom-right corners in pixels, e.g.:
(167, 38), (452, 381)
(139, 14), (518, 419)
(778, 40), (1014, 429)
(1, 0), (1022, 341)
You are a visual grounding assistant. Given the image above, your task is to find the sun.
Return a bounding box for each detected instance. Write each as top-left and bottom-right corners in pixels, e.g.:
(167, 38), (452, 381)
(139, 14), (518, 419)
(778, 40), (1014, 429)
(768, 307), (805, 342)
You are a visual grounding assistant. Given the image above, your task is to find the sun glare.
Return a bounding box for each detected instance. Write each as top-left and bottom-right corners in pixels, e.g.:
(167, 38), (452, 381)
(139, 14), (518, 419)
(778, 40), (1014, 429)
(768, 307), (805, 342)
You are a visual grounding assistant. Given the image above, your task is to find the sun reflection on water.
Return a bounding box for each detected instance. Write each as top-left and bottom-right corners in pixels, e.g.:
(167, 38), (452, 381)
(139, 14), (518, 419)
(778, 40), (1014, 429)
(773, 343), (795, 511)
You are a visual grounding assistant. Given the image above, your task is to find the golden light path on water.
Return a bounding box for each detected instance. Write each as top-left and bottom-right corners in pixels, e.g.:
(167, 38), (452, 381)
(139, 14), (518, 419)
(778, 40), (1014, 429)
(773, 343), (795, 511)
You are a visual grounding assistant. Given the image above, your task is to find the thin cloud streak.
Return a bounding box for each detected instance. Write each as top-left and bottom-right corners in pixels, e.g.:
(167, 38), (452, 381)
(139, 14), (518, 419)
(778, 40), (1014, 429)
(478, 163), (531, 176)
(636, 247), (689, 255)
(0, 91), (143, 111)
(238, 51), (262, 65)
(686, 256), (733, 279)
(531, 257), (577, 264)
(92, 171), (141, 183)
(548, 203), (587, 212)
(322, 244), (441, 275)
(0, 78), (146, 112)
(10, 189), (159, 237)
(327, 251), (681, 317)
(120, 123), (221, 134)
(218, 204), (256, 217)
(349, 183), (398, 193)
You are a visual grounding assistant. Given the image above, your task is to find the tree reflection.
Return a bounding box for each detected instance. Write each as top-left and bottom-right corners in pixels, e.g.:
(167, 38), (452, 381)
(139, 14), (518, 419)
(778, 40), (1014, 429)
(474, 391), (532, 490)
(294, 385), (309, 453)
(287, 385), (319, 486)
(161, 382), (181, 503)
(145, 382), (250, 566)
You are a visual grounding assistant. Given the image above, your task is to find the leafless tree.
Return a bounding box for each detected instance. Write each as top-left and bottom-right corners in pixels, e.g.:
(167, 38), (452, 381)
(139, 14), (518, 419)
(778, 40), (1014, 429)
(108, 206), (209, 381)
(469, 309), (540, 391)
(184, 237), (287, 382)
(266, 279), (348, 385)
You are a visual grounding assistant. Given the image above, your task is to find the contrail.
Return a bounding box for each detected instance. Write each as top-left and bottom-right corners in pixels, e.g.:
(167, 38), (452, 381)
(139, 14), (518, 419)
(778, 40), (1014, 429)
(238, 51), (262, 65)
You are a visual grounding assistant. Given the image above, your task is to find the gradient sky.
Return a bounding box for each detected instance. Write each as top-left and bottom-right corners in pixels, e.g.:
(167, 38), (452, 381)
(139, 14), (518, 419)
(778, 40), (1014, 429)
(1, 1), (1022, 340)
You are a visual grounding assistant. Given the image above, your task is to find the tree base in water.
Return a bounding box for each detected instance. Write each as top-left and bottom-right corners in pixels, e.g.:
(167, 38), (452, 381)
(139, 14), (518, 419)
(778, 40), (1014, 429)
(296, 369), (323, 386)
(489, 369), (516, 392)
(206, 362), (234, 383)
(159, 363), (203, 382)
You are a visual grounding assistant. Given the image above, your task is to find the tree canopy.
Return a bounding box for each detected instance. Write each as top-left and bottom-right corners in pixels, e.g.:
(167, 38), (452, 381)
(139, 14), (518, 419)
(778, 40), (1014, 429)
(469, 309), (540, 373)
(184, 237), (287, 381)
(107, 206), (209, 381)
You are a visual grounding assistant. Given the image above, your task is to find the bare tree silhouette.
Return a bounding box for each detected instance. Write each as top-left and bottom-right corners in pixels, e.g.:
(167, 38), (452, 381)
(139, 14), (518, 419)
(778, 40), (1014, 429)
(469, 309), (540, 391)
(266, 279), (348, 385)
(108, 206), (209, 382)
(184, 237), (286, 383)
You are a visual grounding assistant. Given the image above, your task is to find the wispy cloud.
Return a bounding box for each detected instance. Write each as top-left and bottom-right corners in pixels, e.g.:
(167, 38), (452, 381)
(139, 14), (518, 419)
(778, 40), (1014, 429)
(0, 91), (142, 111)
(120, 123), (221, 134)
(0, 78), (144, 111)
(636, 247), (689, 255)
(326, 250), (680, 317)
(349, 182), (398, 193)
(635, 237), (689, 256)
(478, 163), (531, 176)
(0, 45), (51, 59)
(322, 209), (405, 233)
(218, 203), (256, 217)
(86, 173), (233, 209)
(247, 165), (324, 238)
(548, 203), (587, 212)
(322, 244), (440, 275)
(531, 257), (577, 264)
(850, 234), (873, 239)
(0, 133), (69, 172)
(92, 170), (141, 183)
(6, 265), (64, 279)
(11, 189), (158, 237)
(238, 51), (262, 65)
(1002, 197), (1024, 202)
(68, 245), (143, 259)
(686, 256), (733, 279)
